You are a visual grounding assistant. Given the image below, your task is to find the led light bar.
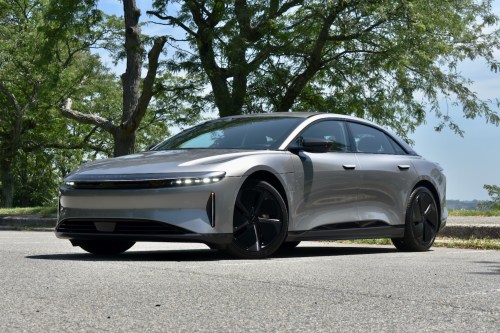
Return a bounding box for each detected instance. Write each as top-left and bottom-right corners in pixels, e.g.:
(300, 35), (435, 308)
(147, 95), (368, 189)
(63, 172), (226, 189)
(169, 176), (222, 186)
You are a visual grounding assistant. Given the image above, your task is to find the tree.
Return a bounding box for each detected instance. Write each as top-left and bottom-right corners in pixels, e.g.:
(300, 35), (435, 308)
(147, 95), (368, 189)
(61, 0), (168, 157)
(149, 0), (500, 137)
(481, 184), (500, 210)
(0, 0), (117, 207)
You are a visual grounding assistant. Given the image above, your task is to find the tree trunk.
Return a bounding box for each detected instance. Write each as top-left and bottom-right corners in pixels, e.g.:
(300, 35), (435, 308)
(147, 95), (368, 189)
(121, 0), (142, 125)
(113, 127), (136, 157)
(0, 160), (14, 208)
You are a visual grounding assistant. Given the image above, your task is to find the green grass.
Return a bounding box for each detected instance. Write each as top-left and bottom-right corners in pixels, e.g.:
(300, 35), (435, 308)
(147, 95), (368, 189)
(0, 206), (57, 217)
(449, 209), (500, 217)
(335, 237), (500, 250)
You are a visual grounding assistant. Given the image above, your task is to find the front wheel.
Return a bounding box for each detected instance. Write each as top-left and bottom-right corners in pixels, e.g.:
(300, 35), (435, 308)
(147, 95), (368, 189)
(76, 240), (135, 255)
(223, 180), (288, 259)
(392, 187), (439, 252)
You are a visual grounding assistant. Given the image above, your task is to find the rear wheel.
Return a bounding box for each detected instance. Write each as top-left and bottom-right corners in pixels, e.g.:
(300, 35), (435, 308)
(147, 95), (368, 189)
(224, 180), (288, 259)
(76, 240), (135, 255)
(392, 187), (439, 252)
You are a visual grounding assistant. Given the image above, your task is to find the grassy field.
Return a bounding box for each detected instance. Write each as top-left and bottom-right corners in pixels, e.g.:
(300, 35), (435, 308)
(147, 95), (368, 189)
(335, 237), (500, 250)
(448, 209), (500, 216)
(0, 206), (57, 216)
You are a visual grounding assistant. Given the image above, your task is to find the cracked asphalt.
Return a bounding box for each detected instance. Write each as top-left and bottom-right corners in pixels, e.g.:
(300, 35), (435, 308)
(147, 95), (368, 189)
(1, 231), (499, 332)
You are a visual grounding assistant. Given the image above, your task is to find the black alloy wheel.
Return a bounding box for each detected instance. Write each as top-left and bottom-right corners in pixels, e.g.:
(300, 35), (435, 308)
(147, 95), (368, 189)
(224, 180), (288, 259)
(392, 187), (439, 252)
(77, 240), (135, 255)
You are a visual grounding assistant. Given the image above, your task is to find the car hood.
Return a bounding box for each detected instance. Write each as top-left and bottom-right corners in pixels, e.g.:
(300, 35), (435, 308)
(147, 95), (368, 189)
(65, 149), (285, 180)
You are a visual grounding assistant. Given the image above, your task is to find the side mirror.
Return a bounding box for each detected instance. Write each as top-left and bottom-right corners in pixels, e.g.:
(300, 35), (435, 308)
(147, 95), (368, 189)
(289, 137), (332, 153)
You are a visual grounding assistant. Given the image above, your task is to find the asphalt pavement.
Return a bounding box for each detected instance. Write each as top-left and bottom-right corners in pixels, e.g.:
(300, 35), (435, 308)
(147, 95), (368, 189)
(1, 231), (499, 332)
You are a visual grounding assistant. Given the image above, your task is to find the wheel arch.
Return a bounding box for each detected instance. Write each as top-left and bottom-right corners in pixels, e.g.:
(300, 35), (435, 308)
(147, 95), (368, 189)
(243, 170), (289, 213)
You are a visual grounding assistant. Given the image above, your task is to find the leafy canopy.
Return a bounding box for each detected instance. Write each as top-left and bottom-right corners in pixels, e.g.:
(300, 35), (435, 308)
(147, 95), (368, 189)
(149, 0), (500, 138)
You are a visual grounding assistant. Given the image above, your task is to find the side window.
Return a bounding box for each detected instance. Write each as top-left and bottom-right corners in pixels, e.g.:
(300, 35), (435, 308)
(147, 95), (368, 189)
(299, 120), (349, 152)
(348, 122), (395, 154)
(387, 136), (407, 155)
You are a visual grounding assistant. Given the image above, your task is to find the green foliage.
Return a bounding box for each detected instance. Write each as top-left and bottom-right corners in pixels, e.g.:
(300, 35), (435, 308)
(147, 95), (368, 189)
(0, 0), (122, 207)
(151, 0), (500, 138)
(479, 184), (500, 210)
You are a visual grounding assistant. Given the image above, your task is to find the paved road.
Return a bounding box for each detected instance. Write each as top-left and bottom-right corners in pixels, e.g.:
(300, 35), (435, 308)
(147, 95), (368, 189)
(1, 231), (499, 332)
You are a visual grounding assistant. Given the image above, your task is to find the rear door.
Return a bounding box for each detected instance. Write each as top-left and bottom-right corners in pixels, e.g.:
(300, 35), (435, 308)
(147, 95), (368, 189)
(347, 121), (417, 226)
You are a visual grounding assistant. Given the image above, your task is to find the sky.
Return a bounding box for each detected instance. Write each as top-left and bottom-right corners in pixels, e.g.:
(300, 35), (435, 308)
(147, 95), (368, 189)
(98, 1), (500, 201)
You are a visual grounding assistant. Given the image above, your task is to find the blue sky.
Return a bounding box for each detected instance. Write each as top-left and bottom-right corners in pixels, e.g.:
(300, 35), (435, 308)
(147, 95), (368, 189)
(99, 1), (500, 200)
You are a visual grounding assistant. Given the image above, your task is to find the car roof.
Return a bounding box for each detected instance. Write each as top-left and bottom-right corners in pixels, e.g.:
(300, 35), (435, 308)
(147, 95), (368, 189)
(222, 112), (386, 127)
(223, 112), (359, 120)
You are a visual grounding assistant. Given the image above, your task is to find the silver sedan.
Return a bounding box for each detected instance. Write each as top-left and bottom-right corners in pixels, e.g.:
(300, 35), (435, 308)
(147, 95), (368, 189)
(56, 113), (447, 259)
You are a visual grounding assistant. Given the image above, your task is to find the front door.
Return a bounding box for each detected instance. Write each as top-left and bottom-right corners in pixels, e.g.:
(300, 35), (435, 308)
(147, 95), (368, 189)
(289, 120), (360, 231)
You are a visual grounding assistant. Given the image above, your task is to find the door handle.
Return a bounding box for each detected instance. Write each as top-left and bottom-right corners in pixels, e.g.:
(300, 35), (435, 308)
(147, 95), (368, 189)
(398, 165), (410, 170)
(343, 164), (356, 170)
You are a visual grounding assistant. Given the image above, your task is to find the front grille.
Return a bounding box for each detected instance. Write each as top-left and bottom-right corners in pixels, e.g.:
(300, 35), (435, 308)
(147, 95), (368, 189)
(71, 179), (175, 189)
(56, 219), (193, 235)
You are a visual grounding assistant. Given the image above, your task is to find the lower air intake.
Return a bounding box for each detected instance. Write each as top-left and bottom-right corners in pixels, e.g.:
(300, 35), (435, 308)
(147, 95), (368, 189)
(56, 219), (193, 235)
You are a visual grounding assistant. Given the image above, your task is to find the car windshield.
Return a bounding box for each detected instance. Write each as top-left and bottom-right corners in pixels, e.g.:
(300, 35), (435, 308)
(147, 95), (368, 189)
(154, 117), (304, 150)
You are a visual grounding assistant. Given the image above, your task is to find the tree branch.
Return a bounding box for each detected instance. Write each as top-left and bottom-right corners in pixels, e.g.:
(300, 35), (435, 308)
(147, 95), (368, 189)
(124, 36), (167, 131)
(61, 98), (117, 134)
(147, 11), (198, 37)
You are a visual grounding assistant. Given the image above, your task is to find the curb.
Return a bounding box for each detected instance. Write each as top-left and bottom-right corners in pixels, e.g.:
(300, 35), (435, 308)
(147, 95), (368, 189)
(0, 215), (56, 230)
(1, 215), (500, 239)
(438, 224), (500, 239)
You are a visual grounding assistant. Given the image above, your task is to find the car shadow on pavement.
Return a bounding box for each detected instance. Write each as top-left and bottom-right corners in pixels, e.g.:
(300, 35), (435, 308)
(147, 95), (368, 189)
(26, 244), (397, 262)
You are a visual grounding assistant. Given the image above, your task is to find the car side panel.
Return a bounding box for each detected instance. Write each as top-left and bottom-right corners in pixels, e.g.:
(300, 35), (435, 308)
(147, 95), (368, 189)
(355, 153), (418, 226)
(288, 151), (360, 231)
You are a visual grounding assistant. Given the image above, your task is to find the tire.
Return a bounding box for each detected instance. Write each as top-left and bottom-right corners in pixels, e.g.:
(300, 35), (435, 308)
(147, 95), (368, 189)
(223, 180), (288, 259)
(280, 241), (301, 250)
(392, 187), (439, 252)
(77, 240), (135, 255)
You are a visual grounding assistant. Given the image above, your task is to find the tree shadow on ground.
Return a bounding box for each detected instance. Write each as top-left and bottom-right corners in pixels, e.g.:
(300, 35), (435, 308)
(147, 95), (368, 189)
(470, 261), (500, 276)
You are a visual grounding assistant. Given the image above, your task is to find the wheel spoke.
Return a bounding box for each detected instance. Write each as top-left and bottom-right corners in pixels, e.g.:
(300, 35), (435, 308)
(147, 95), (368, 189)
(258, 217), (281, 225)
(247, 224), (261, 251)
(253, 190), (266, 215)
(412, 195), (423, 222)
(423, 219), (435, 242)
(414, 219), (424, 240)
(258, 217), (282, 235)
(423, 204), (431, 217)
(235, 197), (251, 219)
(233, 220), (251, 237)
(234, 222), (255, 241)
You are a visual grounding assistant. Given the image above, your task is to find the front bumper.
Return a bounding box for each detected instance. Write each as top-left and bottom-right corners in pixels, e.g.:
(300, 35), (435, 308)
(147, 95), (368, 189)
(56, 176), (242, 243)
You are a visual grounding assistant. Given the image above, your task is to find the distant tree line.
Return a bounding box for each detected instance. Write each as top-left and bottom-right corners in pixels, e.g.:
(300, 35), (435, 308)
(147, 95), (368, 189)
(1, 0), (499, 207)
